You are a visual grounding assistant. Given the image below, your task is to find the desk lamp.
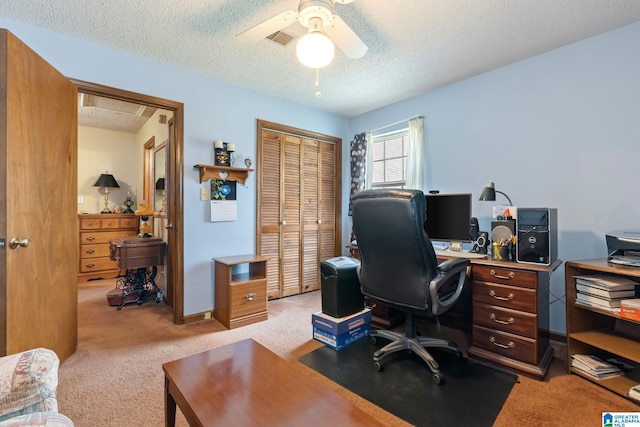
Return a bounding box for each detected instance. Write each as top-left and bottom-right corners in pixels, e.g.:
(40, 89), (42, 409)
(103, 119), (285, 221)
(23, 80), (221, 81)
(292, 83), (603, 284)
(479, 180), (513, 206)
(94, 172), (120, 214)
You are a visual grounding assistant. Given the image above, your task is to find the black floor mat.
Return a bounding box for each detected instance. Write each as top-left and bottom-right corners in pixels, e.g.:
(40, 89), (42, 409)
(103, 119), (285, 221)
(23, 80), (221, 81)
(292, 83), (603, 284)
(299, 338), (518, 427)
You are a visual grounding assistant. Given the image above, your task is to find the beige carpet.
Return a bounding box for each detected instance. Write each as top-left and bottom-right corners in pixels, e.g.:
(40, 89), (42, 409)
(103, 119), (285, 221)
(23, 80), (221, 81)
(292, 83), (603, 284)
(57, 280), (638, 426)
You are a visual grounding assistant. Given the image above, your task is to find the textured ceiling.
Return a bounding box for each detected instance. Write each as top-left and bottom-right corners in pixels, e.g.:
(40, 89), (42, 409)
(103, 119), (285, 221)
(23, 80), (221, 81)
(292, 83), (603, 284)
(1, 0), (640, 118)
(78, 94), (157, 133)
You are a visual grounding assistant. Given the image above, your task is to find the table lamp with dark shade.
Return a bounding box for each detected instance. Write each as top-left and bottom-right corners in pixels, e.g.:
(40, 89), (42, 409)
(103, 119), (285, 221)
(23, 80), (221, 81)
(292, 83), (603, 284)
(479, 180), (513, 206)
(94, 172), (120, 214)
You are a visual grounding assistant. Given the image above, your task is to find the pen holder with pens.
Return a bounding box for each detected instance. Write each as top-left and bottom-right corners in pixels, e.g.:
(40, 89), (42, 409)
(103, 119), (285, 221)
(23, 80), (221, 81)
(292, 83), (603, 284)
(492, 237), (516, 261)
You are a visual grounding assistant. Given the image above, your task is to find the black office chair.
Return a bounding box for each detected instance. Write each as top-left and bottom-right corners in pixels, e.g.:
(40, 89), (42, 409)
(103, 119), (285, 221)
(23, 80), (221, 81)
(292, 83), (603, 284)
(351, 189), (470, 384)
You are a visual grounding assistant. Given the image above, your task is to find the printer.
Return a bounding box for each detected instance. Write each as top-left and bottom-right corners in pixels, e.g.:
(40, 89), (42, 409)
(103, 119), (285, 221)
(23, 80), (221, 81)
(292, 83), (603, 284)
(606, 230), (640, 267)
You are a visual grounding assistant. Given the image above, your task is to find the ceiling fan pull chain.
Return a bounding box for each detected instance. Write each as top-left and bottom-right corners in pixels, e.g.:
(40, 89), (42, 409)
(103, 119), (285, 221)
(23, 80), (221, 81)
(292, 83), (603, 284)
(315, 69), (322, 98)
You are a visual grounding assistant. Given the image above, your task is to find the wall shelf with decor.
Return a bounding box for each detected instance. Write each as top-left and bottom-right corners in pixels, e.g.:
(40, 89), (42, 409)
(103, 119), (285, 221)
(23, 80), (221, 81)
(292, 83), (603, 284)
(194, 164), (254, 185)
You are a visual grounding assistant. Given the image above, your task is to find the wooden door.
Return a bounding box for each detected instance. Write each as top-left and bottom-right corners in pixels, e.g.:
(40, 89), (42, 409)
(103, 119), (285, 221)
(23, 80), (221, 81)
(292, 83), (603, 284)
(0, 30), (78, 361)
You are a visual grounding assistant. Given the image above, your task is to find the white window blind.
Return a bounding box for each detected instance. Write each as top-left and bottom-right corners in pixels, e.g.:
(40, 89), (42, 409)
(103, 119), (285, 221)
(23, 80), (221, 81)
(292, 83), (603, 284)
(370, 129), (409, 188)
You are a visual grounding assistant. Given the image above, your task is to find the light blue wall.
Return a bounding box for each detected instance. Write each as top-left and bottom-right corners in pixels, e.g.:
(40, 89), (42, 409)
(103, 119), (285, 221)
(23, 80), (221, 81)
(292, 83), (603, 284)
(0, 17), (348, 316)
(348, 21), (640, 334)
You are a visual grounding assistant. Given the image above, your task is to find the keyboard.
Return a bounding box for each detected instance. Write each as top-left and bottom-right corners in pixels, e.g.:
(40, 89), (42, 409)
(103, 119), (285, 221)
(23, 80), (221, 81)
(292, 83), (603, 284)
(434, 248), (488, 259)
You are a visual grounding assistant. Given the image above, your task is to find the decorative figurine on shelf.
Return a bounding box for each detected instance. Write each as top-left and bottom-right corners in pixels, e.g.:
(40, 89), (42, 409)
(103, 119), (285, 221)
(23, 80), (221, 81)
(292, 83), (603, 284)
(135, 202), (154, 237)
(214, 140), (235, 167)
(123, 187), (135, 214)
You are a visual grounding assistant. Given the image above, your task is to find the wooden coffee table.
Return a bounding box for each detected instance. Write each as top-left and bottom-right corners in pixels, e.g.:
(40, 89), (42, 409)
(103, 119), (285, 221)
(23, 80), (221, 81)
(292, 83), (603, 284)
(163, 338), (384, 426)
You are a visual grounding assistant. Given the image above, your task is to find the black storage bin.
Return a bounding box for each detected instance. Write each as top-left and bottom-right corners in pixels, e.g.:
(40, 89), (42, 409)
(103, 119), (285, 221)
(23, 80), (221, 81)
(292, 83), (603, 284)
(320, 256), (364, 318)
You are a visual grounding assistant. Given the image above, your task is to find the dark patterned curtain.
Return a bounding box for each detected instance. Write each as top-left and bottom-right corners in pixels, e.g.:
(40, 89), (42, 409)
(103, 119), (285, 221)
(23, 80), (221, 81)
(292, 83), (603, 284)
(349, 132), (367, 243)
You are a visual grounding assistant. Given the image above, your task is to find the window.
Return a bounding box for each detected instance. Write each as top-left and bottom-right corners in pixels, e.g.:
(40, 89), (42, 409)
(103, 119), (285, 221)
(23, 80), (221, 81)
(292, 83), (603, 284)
(370, 129), (409, 188)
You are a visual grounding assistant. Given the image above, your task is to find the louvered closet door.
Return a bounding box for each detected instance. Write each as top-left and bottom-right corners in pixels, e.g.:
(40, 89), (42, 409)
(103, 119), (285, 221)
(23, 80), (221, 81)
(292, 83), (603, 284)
(318, 141), (336, 264)
(281, 134), (302, 297)
(257, 120), (341, 300)
(302, 139), (336, 292)
(259, 131), (283, 298)
(302, 139), (320, 292)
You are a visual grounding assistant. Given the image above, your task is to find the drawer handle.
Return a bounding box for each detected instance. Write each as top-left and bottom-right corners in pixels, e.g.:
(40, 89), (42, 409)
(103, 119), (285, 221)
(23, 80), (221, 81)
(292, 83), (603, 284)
(489, 290), (514, 301)
(490, 313), (515, 325)
(489, 336), (515, 349)
(490, 269), (515, 280)
(245, 292), (256, 301)
(86, 249), (95, 254)
(85, 263), (95, 268)
(86, 236), (95, 241)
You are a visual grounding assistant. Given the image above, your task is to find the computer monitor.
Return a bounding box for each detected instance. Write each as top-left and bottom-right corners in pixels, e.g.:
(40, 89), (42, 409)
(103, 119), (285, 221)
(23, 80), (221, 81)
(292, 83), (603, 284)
(423, 193), (472, 246)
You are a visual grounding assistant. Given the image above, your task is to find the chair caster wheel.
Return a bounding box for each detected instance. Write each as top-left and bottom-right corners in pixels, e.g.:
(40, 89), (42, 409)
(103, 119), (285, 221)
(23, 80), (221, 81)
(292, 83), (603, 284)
(453, 350), (463, 360)
(373, 361), (383, 372)
(432, 373), (445, 385)
(368, 336), (376, 345)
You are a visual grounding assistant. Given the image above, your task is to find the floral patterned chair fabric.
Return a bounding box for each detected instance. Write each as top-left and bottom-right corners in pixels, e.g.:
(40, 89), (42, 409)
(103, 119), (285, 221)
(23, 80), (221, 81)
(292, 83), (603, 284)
(0, 348), (73, 426)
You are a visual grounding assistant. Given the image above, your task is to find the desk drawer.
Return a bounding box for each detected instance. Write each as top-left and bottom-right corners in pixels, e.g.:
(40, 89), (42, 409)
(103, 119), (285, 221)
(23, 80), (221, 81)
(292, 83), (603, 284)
(473, 303), (537, 338)
(472, 325), (537, 365)
(473, 281), (537, 313)
(473, 265), (536, 289)
(229, 280), (267, 319)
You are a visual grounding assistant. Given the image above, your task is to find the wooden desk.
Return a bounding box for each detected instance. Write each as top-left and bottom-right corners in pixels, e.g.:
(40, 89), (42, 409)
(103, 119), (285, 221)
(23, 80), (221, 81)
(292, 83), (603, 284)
(163, 339), (385, 427)
(348, 244), (561, 379)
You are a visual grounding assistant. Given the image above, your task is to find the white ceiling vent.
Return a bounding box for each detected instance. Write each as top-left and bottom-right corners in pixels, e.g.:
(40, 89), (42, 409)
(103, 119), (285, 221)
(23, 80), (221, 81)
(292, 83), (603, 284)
(266, 31), (295, 46)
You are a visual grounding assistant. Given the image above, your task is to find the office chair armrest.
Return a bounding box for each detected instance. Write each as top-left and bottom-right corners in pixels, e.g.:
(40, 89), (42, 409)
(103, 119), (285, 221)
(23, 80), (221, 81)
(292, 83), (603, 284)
(436, 258), (470, 273)
(429, 259), (470, 316)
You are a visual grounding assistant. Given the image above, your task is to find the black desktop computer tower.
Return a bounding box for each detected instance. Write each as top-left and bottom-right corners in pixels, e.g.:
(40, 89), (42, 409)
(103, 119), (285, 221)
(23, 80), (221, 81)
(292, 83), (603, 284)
(320, 256), (364, 318)
(516, 208), (558, 266)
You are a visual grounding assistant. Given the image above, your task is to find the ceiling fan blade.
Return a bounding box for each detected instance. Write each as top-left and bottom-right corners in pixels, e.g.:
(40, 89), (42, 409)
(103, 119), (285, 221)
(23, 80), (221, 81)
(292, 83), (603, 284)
(236, 10), (298, 44)
(325, 15), (368, 59)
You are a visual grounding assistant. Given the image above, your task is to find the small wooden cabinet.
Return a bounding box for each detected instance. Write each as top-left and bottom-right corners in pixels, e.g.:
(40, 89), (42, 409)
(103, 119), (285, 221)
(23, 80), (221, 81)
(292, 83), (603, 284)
(566, 259), (640, 401)
(78, 214), (138, 282)
(468, 258), (561, 379)
(214, 255), (268, 329)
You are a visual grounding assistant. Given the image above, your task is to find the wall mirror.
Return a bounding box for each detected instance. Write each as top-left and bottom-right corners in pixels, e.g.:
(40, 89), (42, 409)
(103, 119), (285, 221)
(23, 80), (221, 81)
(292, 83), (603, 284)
(153, 141), (167, 214)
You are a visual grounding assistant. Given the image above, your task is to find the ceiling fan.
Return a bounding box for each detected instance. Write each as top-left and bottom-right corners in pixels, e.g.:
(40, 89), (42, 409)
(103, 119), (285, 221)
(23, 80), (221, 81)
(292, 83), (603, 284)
(236, 0), (368, 69)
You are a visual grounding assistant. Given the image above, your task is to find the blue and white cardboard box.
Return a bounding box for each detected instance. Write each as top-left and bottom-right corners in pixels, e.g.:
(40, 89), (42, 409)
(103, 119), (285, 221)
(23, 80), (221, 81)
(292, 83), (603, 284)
(311, 308), (371, 350)
(311, 308), (372, 335)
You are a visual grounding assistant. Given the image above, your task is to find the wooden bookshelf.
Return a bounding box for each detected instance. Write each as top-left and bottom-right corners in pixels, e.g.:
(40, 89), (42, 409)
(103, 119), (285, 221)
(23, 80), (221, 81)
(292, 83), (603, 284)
(566, 259), (640, 402)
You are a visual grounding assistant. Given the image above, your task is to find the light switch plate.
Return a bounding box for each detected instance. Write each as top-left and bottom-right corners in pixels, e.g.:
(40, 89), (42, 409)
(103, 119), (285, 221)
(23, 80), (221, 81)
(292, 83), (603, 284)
(200, 188), (209, 201)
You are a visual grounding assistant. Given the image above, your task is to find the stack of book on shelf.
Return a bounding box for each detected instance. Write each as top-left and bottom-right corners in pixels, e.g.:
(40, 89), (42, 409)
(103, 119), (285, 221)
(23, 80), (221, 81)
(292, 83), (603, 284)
(571, 354), (624, 380)
(574, 274), (638, 312)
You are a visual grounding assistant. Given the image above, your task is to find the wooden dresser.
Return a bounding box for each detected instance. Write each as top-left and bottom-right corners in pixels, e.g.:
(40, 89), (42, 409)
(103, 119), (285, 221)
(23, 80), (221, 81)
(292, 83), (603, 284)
(468, 258), (562, 379)
(78, 214), (138, 282)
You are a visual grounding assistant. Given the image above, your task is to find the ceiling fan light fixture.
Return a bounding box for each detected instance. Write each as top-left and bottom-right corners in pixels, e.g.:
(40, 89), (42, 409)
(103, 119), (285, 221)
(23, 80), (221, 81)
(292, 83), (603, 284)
(296, 28), (334, 69)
